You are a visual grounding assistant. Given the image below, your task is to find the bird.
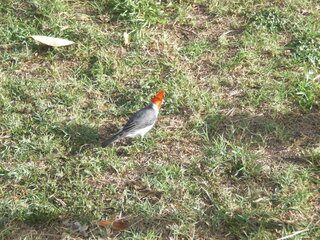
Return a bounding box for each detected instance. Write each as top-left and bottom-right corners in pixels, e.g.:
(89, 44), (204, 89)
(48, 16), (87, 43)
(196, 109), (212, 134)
(101, 90), (165, 147)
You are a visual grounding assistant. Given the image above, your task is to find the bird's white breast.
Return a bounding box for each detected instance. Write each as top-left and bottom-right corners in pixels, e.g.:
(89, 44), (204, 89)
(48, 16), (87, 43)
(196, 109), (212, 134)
(126, 103), (159, 138)
(126, 123), (155, 138)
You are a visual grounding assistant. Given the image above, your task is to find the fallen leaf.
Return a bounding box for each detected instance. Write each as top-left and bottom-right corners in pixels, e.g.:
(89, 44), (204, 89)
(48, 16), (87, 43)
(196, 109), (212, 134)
(30, 35), (75, 47)
(112, 220), (127, 231)
(62, 219), (72, 227)
(60, 26), (69, 31)
(73, 222), (89, 237)
(123, 32), (130, 46)
(99, 15), (110, 23)
(284, 49), (291, 56)
(98, 220), (113, 226)
(76, 13), (90, 21)
(79, 223), (89, 232)
(99, 104), (109, 110)
(73, 221), (81, 229)
(98, 219), (128, 231)
(125, 180), (163, 202)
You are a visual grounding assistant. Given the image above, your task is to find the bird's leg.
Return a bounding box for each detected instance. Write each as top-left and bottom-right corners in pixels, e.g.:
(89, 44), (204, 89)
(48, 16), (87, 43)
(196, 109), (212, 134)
(138, 135), (149, 143)
(140, 135), (155, 141)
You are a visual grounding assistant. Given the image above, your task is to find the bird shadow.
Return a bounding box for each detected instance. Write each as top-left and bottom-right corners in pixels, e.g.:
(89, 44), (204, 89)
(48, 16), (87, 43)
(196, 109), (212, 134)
(99, 123), (119, 141)
(51, 121), (138, 155)
(99, 123), (137, 150)
(51, 122), (100, 155)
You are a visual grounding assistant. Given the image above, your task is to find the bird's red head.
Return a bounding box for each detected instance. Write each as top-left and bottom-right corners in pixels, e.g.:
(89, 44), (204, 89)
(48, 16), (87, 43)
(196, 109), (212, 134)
(151, 90), (165, 109)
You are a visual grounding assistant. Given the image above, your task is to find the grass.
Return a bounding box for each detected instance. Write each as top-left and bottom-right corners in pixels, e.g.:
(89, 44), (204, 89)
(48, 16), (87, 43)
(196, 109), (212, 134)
(0, 0), (320, 239)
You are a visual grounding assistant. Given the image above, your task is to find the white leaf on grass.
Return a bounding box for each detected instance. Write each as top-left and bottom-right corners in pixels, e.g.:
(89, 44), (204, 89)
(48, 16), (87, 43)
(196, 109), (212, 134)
(296, 92), (307, 96)
(123, 32), (130, 46)
(30, 35), (75, 47)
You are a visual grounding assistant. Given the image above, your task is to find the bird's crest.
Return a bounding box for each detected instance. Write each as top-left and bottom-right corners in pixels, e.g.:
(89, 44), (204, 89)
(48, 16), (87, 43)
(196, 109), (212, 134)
(151, 90), (165, 109)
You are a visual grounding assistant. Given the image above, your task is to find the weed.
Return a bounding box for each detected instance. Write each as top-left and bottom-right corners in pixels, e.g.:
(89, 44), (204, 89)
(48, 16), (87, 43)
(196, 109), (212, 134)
(288, 33), (320, 66)
(104, 0), (168, 26)
(292, 70), (319, 110)
(248, 8), (292, 32)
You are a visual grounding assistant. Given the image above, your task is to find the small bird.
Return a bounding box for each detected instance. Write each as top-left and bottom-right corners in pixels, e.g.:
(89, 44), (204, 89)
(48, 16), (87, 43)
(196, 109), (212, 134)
(101, 90), (165, 147)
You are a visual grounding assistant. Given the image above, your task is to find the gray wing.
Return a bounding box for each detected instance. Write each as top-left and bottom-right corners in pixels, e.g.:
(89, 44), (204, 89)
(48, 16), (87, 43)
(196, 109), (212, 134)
(121, 105), (156, 133)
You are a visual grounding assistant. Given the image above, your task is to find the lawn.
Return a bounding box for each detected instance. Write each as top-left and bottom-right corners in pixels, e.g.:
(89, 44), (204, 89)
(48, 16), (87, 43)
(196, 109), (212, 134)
(0, 0), (319, 239)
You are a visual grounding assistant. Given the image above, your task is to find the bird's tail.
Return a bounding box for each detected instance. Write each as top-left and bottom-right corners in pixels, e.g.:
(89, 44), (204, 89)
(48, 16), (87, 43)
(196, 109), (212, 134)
(101, 133), (122, 147)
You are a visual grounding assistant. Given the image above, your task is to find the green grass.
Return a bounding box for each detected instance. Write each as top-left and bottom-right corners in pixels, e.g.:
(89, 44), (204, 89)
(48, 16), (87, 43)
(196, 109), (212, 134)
(0, 0), (320, 239)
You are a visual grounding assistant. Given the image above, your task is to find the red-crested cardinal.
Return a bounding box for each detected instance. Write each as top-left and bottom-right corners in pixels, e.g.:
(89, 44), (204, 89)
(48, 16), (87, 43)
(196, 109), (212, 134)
(101, 90), (165, 147)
